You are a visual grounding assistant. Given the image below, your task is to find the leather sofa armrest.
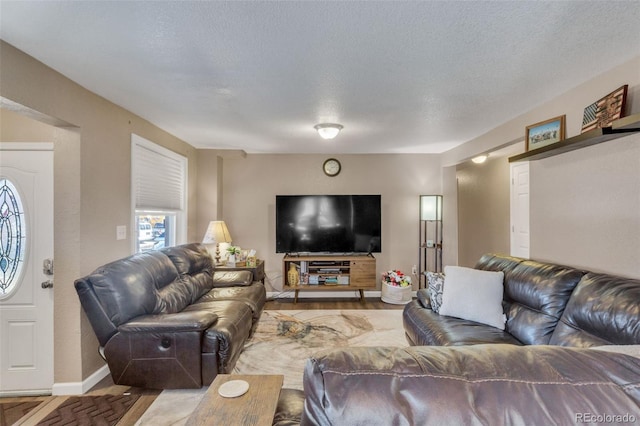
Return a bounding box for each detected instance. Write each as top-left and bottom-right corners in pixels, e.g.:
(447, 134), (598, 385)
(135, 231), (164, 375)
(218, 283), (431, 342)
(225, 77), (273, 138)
(212, 270), (253, 287)
(118, 311), (218, 333)
(416, 288), (431, 309)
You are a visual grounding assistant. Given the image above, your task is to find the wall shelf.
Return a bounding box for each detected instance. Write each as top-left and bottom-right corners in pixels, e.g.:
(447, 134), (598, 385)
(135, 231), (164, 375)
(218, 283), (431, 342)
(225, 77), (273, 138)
(509, 112), (640, 162)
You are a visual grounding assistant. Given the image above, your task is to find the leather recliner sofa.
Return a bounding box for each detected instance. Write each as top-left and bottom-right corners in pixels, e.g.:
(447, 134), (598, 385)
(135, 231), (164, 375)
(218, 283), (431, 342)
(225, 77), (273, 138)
(403, 253), (640, 347)
(272, 254), (640, 425)
(75, 243), (266, 389)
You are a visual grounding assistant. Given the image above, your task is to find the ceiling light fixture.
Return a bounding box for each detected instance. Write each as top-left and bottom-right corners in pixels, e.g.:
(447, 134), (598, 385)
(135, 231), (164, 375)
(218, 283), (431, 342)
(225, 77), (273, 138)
(314, 123), (343, 140)
(472, 155), (488, 164)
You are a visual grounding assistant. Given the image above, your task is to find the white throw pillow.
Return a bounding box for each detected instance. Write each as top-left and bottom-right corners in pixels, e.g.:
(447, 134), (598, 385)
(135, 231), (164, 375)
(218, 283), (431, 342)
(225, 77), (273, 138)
(438, 266), (506, 330)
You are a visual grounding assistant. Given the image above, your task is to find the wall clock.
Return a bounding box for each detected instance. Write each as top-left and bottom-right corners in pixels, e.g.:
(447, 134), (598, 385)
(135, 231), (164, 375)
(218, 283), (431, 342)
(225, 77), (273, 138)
(323, 158), (341, 177)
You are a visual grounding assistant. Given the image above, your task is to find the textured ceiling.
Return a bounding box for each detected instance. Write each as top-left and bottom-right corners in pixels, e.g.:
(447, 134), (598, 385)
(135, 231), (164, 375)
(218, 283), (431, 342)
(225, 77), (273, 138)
(1, 1), (639, 154)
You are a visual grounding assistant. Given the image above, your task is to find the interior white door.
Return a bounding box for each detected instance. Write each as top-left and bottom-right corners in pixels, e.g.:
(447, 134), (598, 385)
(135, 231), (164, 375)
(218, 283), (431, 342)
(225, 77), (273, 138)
(0, 143), (54, 396)
(510, 162), (530, 258)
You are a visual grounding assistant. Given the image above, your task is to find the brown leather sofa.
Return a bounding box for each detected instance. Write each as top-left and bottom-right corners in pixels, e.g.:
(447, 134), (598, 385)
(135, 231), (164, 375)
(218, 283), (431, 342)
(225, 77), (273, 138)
(273, 254), (640, 425)
(75, 243), (265, 389)
(403, 253), (640, 347)
(297, 344), (640, 425)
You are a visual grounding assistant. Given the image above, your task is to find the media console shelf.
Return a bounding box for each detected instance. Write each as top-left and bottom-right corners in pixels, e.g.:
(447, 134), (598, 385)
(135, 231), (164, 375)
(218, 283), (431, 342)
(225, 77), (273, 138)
(282, 254), (376, 303)
(509, 112), (640, 162)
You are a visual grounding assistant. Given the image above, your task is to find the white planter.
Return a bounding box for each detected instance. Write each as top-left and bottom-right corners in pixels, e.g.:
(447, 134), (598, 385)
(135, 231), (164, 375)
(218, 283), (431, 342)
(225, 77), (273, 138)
(381, 282), (412, 305)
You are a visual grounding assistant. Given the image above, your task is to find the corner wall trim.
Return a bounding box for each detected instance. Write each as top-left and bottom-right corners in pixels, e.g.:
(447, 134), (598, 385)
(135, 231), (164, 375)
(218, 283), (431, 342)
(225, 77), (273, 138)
(51, 364), (110, 396)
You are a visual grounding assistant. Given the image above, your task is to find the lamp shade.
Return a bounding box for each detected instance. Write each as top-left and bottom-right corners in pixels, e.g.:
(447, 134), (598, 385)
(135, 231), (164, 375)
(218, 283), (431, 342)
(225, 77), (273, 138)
(202, 221), (232, 244)
(420, 195), (443, 221)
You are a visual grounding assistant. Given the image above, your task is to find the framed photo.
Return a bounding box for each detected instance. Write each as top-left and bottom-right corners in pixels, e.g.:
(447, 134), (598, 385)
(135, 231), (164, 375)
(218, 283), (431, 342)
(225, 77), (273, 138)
(581, 85), (628, 133)
(525, 115), (566, 152)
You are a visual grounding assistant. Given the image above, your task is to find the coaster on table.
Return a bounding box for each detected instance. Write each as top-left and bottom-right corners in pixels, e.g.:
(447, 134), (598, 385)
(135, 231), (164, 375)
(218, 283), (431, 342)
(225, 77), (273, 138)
(218, 379), (250, 398)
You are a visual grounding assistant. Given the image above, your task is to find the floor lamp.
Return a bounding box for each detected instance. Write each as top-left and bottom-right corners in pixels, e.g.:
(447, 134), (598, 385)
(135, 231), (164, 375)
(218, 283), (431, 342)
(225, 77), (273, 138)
(419, 195), (443, 288)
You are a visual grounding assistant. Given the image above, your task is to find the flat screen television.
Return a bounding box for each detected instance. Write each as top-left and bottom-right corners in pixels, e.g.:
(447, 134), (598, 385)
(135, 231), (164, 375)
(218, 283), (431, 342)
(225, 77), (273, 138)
(276, 195), (381, 254)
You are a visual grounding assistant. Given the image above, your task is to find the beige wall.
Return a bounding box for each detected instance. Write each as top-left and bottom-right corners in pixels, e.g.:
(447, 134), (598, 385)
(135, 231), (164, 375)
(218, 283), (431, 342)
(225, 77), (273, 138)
(530, 134), (639, 277)
(1, 41), (199, 384)
(445, 55), (640, 278)
(220, 154), (443, 291)
(456, 156), (511, 267)
(196, 150), (222, 237)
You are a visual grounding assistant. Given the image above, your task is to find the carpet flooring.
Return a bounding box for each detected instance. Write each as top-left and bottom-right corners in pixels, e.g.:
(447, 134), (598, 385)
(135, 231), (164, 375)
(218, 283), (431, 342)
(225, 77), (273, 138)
(136, 309), (406, 425)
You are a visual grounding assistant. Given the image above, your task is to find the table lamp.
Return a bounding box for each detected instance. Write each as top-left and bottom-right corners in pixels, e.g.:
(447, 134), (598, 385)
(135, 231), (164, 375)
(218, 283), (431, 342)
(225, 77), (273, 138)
(202, 220), (232, 264)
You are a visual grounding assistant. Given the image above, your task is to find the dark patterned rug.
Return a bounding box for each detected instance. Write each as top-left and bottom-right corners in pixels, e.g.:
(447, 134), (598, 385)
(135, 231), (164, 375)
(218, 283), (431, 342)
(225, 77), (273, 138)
(36, 394), (140, 426)
(0, 400), (43, 426)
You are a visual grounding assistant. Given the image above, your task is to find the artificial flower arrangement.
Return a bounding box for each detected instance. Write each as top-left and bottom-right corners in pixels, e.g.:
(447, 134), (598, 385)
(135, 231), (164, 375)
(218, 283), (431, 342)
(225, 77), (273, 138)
(381, 270), (412, 287)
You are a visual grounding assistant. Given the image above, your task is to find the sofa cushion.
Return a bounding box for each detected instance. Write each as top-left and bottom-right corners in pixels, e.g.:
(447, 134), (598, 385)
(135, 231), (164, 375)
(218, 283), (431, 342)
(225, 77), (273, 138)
(439, 266), (506, 330)
(184, 300), (254, 373)
(162, 243), (214, 276)
(161, 243), (216, 305)
(212, 271), (253, 287)
(501, 259), (585, 345)
(425, 271), (445, 313)
(195, 282), (266, 322)
(415, 289), (431, 309)
(474, 253), (523, 274)
(302, 345), (640, 426)
(403, 300), (521, 346)
(273, 389), (305, 426)
(86, 250), (178, 326)
(550, 272), (640, 346)
(475, 254), (585, 345)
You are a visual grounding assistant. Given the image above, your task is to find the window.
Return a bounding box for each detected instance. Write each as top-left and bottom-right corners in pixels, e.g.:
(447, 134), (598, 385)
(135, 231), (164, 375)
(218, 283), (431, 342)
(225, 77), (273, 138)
(0, 178), (26, 298)
(131, 134), (187, 253)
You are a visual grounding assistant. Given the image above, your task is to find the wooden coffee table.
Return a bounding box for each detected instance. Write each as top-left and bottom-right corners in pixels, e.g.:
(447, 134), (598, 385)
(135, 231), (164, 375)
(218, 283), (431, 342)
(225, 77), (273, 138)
(186, 374), (284, 426)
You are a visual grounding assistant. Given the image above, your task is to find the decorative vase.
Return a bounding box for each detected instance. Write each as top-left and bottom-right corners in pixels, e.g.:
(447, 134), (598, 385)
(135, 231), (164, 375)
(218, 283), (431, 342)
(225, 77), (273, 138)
(287, 263), (300, 287)
(381, 281), (412, 305)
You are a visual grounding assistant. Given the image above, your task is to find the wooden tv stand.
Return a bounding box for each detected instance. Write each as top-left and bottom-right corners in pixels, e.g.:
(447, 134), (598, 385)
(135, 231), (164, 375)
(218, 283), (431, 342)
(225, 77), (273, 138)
(282, 254), (376, 302)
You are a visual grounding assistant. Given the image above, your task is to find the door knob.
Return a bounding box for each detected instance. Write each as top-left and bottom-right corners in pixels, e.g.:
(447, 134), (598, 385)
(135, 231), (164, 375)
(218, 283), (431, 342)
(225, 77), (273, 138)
(41, 280), (54, 289)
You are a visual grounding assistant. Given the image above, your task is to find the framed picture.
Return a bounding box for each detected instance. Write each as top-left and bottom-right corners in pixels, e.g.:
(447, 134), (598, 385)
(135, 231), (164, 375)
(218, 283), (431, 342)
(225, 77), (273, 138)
(525, 115), (566, 152)
(581, 85), (628, 133)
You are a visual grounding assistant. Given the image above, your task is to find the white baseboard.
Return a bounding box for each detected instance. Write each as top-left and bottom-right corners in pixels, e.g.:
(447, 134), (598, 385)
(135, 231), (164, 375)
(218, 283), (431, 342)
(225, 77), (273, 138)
(52, 363), (110, 395)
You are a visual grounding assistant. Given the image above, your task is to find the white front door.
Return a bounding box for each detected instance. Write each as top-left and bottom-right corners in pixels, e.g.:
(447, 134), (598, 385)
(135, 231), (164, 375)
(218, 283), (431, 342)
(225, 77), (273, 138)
(510, 162), (530, 258)
(0, 143), (54, 396)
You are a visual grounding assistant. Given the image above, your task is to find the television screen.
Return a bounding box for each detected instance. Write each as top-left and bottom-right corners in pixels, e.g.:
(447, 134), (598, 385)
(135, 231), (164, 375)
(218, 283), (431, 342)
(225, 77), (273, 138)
(276, 195), (381, 254)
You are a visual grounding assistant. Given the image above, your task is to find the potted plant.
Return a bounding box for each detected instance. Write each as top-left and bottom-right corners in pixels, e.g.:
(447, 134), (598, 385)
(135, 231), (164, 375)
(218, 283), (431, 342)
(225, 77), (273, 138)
(227, 246), (241, 266)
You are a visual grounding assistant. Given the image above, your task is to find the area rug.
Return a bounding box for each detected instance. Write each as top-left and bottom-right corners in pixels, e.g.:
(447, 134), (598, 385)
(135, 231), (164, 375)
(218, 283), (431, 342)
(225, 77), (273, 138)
(234, 309), (407, 389)
(37, 394), (140, 426)
(136, 309), (406, 425)
(0, 401), (42, 426)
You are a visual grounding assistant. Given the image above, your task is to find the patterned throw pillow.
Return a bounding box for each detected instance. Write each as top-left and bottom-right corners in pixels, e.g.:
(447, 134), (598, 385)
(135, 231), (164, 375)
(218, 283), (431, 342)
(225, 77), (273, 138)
(426, 272), (445, 313)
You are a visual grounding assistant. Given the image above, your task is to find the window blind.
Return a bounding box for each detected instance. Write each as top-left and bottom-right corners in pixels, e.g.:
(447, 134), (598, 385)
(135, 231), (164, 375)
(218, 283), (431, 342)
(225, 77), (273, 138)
(132, 136), (186, 211)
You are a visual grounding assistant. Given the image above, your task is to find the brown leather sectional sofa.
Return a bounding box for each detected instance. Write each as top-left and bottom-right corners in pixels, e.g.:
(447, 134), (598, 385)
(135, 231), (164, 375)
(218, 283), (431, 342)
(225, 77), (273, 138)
(403, 253), (639, 347)
(274, 254), (640, 425)
(75, 243), (265, 389)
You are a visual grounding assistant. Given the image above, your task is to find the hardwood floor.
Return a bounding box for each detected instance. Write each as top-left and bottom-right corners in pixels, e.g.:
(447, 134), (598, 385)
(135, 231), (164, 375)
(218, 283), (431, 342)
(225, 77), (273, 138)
(1, 297), (406, 425)
(265, 296), (406, 310)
